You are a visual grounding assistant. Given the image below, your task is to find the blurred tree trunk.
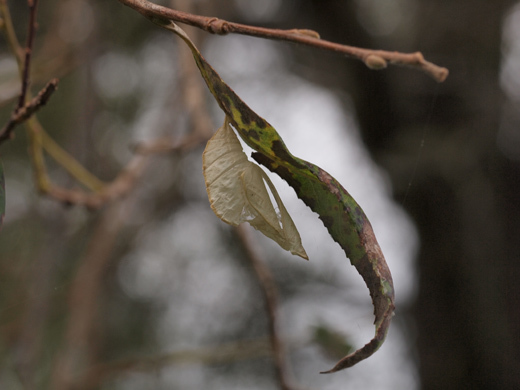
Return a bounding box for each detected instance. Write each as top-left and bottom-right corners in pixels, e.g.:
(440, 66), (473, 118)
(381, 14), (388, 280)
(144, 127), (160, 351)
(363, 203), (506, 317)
(403, 2), (520, 389)
(282, 0), (520, 388)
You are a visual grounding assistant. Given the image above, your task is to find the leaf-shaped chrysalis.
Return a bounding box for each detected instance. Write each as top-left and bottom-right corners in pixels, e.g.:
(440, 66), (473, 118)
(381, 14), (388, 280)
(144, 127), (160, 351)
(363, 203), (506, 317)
(203, 117), (308, 260)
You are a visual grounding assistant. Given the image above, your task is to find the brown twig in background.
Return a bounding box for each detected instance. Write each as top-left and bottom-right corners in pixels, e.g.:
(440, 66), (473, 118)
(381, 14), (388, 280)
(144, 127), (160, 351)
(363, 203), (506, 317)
(0, 78), (58, 145)
(171, 0), (214, 141)
(14, 217), (67, 390)
(0, 0), (210, 209)
(0, 0), (105, 195)
(235, 225), (299, 390)
(50, 200), (129, 390)
(82, 339), (273, 388)
(44, 133), (210, 209)
(117, 0), (448, 82)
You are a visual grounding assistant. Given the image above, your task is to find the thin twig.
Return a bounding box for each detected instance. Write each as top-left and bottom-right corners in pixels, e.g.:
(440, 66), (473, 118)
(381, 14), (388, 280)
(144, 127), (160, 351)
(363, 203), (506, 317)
(0, 0), (46, 146)
(235, 225), (298, 390)
(0, 78), (58, 145)
(18, 0), (40, 108)
(0, 0), (198, 208)
(0, 0), (104, 193)
(0, 0), (50, 192)
(116, 0), (448, 82)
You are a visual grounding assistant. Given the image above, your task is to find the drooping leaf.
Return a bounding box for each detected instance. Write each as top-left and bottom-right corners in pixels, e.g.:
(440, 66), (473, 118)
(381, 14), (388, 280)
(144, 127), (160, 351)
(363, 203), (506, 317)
(165, 22), (394, 372)
(0, 161), (5, 231)
(203, 117), (308, 260)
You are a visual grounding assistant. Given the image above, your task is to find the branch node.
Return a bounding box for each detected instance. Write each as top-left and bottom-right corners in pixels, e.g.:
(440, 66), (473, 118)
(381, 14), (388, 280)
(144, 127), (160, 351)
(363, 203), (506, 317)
(413, 51), (425, 63)
(206, 17), (230, 35)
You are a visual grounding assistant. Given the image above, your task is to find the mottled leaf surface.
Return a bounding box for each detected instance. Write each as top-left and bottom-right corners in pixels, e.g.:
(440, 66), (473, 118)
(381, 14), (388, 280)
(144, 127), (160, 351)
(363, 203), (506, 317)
(166, 22), (394, 372)
(203, 117), (308, 259)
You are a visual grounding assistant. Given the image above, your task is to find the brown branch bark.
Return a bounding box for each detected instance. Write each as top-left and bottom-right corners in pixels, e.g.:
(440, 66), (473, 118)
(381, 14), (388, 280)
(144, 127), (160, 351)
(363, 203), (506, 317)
(116, 0), (448, 82)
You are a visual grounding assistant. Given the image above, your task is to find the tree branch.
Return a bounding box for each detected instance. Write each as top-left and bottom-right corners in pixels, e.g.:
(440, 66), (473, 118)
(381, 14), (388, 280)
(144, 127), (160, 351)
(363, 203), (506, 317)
(116, 0), (448, 82)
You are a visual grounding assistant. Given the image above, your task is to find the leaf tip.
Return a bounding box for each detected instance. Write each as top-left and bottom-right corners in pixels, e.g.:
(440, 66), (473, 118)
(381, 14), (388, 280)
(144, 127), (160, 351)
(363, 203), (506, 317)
(293, 248), (309, 260)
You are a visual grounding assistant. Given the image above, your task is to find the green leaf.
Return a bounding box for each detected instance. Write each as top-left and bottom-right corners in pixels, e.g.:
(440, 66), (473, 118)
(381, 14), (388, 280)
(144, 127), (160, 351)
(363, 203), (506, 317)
(166, 22), (394, 372)
(203, 117), (308, 259)
(0, 161), (5, 231)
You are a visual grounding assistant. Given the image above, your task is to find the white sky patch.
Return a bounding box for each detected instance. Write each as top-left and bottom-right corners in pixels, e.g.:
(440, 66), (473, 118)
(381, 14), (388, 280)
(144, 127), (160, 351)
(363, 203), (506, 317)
(499, 3), (520, 160)
(500, 3), (520, 101)
(234, 0), (283, 22)
(354, 0), (412, 36)
(93, 52), (140, 100)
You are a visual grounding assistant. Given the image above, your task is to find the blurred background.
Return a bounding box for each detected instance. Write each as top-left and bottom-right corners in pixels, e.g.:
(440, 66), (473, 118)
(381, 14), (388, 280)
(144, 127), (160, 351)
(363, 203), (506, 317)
(0, 0), (519, 389)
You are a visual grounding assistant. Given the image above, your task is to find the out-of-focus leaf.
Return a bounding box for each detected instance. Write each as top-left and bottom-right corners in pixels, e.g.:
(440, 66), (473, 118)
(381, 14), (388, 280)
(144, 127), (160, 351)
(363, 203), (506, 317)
(313, 324), (354, 361)
(0, 161), (5, 231)
(203, 117), (308, 260)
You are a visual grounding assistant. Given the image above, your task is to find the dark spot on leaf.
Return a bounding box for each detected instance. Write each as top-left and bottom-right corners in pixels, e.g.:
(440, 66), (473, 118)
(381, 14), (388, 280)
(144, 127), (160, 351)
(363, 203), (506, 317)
(252, 152), (303, 195)
(228, 92), (264, 126)
(256, 119), (267, 129)
(319, 214), (334, 229)
(296, 194), (315, 210)
(271, 140), (307, 170)
(245, 129), (260, 141)
(252, 151), (274, 168)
